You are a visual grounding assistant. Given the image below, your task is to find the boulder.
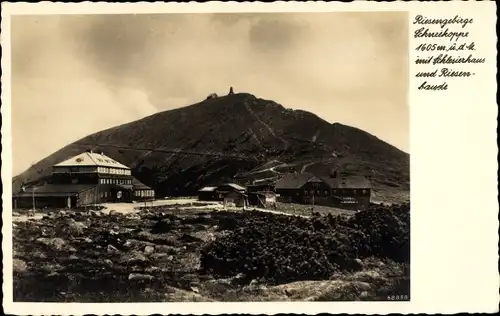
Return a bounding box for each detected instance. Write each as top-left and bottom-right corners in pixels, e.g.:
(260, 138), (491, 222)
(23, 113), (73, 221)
(13, 259), (28, 273)
(107, 244), (121, 254)
(63, 219), (88, 236)
(119, 251), (147, 264)
(144, 245), (155, 255)
(154, 245), (178, 254)
(128, 273), (154, 281)
(123, 239), (155, 250)
(36, 237), (76, 252)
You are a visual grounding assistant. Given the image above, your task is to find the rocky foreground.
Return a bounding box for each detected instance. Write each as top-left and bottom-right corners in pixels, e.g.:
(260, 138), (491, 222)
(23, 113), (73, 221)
(13, 204), (410, 302)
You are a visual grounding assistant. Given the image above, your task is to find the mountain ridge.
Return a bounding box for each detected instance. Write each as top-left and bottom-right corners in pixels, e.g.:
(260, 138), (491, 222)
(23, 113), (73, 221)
(13, 92), (409, 202)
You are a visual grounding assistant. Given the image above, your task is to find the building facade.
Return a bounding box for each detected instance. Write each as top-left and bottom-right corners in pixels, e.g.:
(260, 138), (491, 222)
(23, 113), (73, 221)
(275, 172), (371, 211)
(198, 183), (246, 202)
(223, 191), (248, 208)
(13, 150), (155, 209)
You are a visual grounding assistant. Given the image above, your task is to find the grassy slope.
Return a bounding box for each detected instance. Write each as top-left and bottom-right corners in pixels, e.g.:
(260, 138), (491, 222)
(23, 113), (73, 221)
(13, 93), (409, 201)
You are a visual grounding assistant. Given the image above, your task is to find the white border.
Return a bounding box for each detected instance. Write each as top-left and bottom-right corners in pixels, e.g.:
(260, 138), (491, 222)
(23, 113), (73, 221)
(2, 1), (498, 315)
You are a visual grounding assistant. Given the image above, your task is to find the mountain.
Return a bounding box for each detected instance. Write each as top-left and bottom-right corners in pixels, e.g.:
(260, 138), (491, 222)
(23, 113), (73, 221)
(12, 93), (410, 202)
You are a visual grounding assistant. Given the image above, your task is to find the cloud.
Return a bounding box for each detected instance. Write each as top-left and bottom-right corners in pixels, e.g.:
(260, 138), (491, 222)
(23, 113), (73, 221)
(11, 12), (408, 175)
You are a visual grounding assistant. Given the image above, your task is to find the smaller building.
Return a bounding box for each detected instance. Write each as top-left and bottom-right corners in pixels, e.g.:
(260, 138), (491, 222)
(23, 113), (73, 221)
(248, 191), (277, 208)
(274, 172), (371, 211)
(247, 182), (275, 193)
(321, 175), (371, 211)
(198, 186), (219, 201)
(13, 184), (100, 209)
(132, 178), (155, 201)
(216, 183), (246, 195)
(199, 183), (247, 202)
(223, 191), (248, 208)
(275, 172), (330, 204)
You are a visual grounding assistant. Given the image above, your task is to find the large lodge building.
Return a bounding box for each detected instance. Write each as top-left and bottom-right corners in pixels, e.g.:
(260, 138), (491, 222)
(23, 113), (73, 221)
(13, 151), (155, 209)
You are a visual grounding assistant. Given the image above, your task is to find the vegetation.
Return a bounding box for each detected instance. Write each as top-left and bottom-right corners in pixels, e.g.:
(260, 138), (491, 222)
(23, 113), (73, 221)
(13, 203), (409, 302)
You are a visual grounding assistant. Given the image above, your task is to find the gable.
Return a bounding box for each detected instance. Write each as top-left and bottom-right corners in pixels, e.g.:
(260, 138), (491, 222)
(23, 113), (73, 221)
(275, 172), (316, 190)
(54, 152), (130, 169)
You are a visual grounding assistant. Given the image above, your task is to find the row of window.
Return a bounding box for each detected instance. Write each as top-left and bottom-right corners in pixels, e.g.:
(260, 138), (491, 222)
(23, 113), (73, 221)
(55, 166), (96, 173)
(135, 190), (154, 197)
(100, 192), (110, 198)
(99, 178), (132, 185)
(303, 189), (369, 196)
(97, 167), (131, 175)
(54, 166), (132, 175)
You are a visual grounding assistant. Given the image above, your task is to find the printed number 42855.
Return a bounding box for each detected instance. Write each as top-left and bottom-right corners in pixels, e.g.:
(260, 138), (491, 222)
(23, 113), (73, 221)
(387, 294), (409, 301)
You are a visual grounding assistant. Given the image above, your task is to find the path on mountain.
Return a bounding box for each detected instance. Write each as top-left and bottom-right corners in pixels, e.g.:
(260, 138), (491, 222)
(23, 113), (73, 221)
(244, 103), (289, 156)
(301, 161), (319, 173)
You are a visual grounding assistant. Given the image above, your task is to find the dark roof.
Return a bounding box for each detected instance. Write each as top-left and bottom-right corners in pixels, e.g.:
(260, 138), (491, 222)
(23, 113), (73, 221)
(275, 173), (322, 190)
(225, 191), (247, 197)
(248, 178), (276, 186)
(14, 184), (97, 197)
(225, 183), (246, 191)
(132, 178), (153, 190)
(216, 183), (246, 191)
(320, 176), (371, 189)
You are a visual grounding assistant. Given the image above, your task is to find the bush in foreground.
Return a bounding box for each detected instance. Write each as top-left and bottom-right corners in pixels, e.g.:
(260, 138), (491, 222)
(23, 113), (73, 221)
(201, 203), (410, 284)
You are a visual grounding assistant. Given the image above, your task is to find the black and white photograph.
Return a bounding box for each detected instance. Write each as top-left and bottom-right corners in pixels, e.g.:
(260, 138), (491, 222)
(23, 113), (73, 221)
(8, 10), (411, 303)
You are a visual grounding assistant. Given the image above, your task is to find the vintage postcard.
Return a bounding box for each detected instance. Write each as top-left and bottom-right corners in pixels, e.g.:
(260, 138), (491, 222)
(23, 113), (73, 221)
(1, 1), (498, 315)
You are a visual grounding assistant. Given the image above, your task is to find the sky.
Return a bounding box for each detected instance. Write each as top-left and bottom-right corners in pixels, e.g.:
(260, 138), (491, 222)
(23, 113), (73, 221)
(11, 12), (408, 176)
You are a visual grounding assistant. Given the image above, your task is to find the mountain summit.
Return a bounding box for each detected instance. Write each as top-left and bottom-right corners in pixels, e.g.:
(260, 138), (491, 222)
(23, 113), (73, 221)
(13, 93), (409, 202)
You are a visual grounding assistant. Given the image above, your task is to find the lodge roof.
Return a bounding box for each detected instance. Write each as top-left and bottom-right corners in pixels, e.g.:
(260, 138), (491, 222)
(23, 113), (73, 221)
(14, 184), (98, 197)
(320, 175), (371, 189)
(275, 173), (371, 190)
(275, 172), (322, 190)
(222, 183), (246, 191)
(225, 190), (247, 197)
(53, 151), (130, 169)
(132, 178), (153, 191)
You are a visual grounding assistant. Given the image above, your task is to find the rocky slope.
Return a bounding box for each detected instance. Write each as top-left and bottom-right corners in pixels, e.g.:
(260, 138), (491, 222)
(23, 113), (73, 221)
(13, 93), (409, 201)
